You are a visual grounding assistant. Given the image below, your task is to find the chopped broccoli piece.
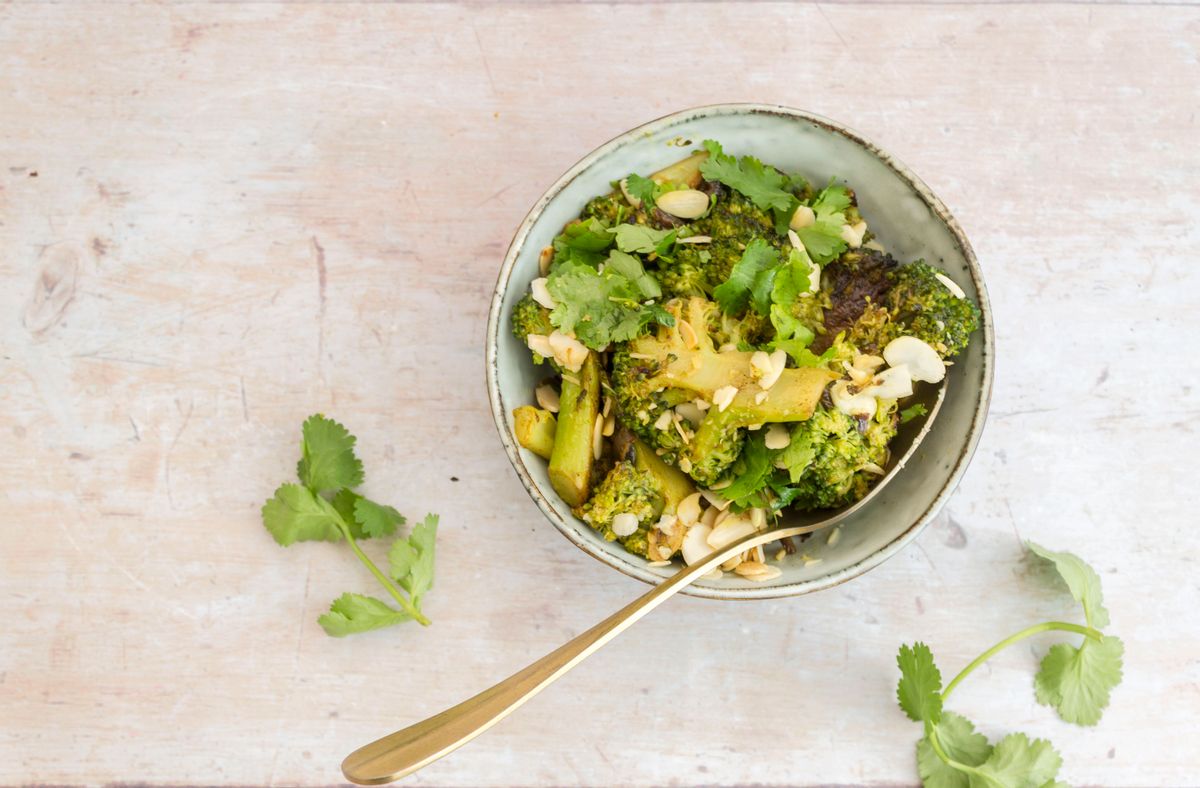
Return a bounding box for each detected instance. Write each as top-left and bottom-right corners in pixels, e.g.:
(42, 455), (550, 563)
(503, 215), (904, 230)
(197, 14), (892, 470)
(511, 293), (555, 366)
(575, 460), (663, 557)
(549, 352), (600, 507)
(513, 406), (556, 459)
(776, 405), (897, 510)
(884, 260), (980, 357)
(611, 297), (835, 485)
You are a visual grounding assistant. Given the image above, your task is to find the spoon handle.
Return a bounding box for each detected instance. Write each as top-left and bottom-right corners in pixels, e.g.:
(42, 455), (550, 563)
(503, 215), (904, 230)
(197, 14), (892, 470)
(341, 522), (826, 785)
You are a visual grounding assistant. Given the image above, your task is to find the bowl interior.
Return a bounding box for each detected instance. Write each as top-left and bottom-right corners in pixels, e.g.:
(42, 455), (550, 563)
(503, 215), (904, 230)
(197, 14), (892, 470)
(487, 105), (992, 599)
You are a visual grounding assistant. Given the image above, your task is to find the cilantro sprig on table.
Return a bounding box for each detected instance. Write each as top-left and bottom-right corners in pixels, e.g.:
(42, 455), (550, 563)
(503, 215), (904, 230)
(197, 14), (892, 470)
(261, 414), (439, 636)
(896, 542), (1124, 786)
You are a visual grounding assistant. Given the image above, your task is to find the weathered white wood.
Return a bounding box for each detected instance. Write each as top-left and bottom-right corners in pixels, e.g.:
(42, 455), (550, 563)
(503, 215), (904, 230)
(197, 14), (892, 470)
(1, 2), (1197, 785)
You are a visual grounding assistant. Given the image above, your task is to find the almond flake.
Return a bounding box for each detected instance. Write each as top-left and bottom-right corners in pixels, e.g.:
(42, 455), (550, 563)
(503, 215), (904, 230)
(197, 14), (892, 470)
(535, 384), (560, 413)
(712, 385), (738, 412)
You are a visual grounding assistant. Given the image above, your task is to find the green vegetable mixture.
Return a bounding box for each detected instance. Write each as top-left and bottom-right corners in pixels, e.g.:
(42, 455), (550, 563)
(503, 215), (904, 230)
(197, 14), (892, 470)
(512, 140), (981, 568)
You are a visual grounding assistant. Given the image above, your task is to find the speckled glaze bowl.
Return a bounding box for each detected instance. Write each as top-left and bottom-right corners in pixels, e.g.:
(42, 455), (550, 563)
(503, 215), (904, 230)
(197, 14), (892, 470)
(486, 105), (993, 599)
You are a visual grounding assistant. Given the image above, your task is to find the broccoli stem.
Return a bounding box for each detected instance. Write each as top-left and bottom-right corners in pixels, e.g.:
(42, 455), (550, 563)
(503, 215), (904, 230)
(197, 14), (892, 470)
(513, 406), (557, 460)
(549, 353), (600, 507)
(628, 436), (695, 514)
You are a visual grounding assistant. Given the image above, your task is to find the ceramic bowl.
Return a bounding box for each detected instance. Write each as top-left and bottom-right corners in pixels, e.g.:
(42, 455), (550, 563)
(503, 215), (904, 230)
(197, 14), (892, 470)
(485, 104), (993, 599)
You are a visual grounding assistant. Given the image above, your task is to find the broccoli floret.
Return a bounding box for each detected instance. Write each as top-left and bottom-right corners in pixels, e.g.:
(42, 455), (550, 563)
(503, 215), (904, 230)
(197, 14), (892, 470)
(825, 254), (980, 359)
(707, 307), (772, 350)
(511, 293), (555, 366)
(611, 297), (836, 485)
(582, 194), (625, 226)
(575, 460), (663, 558)
(883, 261), (980, 357)
(694, 191), (783, 285)
(657, 245), (711, 299)
(780, 405), (897, 510)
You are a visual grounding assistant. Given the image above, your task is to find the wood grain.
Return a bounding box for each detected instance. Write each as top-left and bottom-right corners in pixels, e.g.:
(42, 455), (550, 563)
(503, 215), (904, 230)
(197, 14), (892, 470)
(1, 2), (1198, 785)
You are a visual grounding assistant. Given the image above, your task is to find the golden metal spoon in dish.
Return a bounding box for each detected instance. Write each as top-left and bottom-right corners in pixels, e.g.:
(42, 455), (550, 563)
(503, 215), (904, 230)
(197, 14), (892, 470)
(342, 384), (946, 785)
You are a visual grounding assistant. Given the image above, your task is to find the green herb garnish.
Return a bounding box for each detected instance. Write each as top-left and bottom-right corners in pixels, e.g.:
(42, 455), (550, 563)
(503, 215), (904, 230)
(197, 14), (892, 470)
(896, 542), (1123, 786)
(262, 414), (439, 636)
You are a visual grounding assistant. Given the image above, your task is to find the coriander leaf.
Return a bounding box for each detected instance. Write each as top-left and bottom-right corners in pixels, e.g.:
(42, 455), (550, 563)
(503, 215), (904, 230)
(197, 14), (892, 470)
(262, 483), (344, 546)
(901, 403), (929, 424)
(1034, 634), (1124, 726)
(297, 414), (364, 493)
(1027, 542), (1110, 628)
(897, 642), (944, 724)
(775, 428), (816, 484)
(331, 488), (368, 539)
(793, 182), (852, 264)
(720, 432), (774, 504)
(713, 239), (780, 315)
(968, 732), (1062, 788)
(918, 713), (992, 788)
(389, 513), (439, 607)
(546, 259), (672, 349)
(318, 593), (410, 637)
(354, 496), (406, 539)
(605, 250), (663, 298)
(769, 247), (818, 340)
(552, 217), (614, 268)
(772, 339), (835, 368)
(623, 173), (657, 207)
(610, 224), (676, 255)
(699, 139), (794, 213)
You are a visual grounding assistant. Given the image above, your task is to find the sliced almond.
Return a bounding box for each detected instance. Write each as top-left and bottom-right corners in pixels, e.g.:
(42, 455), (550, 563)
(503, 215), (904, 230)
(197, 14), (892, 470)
(676, 235), (712, 245)
(548, 331), (588, 373)
(827, 527), (842, 547)
(754, 390), (768, 405)
(655, 189), (709, 220)
(735, 562), (782, 582)
(707, 514), (756, 550)
(681, 523), (714, 566)
(721, 555), (743, 571)
(602, 413), (616, 437)
(935, 272), (966, 299)
(538, 246), (554, 276)
(675, 402), (704, 426)
(526, 334), (553, 359)
(656, 513), (679, 536)
(701, 489), (731, 511)
(708, 478), (732, 491)
(654, 410), (673, 431)
(749, 507), (767, 531)
(592, 413), (605, 460)
(699, 505), (719, 528)
(840, 221), (867, 248)
(677, 319), (698, 350)
(866, 365), (914, 400)
(535, 384), (560, 413)
(530, 277), (556, 310)
(759, 350), (786, 391)
(676, 492), (703, 526)
(789, 205), (816, 231)
(831, 380), (877, 419)
(764, 424), (790, 450)
(860, 462), (886, 475)
(774, 548), (788, 562)
(693, 398), (711, 411)
(646, 559), (672, 568)
(883, 336), (946, 383)
(712, 385), (738, 412)
(750, 351), (773, 380)
(678, 456), (693, 474)
(611, 512), (639, 537)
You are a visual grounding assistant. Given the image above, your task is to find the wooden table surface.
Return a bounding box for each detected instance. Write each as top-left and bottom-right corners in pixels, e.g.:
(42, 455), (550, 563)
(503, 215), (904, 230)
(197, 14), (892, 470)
(2, 2), (1198, 786)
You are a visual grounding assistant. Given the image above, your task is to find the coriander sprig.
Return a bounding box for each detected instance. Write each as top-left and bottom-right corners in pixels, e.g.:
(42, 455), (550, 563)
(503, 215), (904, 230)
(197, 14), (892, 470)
(261, 414), (438, 636)
(896, 542), (1124, 787)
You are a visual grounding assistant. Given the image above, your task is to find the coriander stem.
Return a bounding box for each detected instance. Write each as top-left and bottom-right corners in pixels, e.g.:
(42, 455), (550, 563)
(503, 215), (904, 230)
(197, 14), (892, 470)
(928, 727), (984, 778)
(342, 525), (432, 626)
(941, 620), (1101, 701)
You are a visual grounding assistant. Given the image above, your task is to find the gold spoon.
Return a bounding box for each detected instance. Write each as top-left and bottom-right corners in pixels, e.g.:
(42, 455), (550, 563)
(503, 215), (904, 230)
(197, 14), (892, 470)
(342, 521), (832, 784)
(342, 383), (946, 784)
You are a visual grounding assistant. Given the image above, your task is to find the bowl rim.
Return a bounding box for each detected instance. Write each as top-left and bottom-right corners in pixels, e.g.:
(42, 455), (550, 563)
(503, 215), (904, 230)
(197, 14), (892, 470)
(485, 103), (995, 600)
